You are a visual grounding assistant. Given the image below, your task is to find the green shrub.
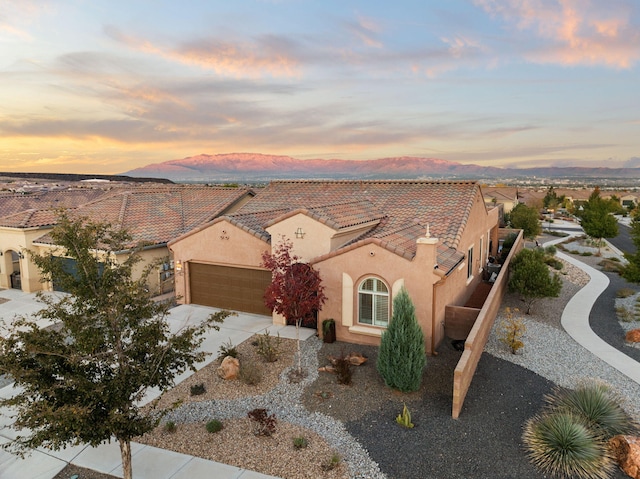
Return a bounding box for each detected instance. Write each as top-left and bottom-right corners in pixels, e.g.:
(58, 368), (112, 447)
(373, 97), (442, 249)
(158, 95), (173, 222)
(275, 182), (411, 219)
(376, 287), (426, 392)
(522, 412), (614, 479)
(293, 436), (308, 449)
(239, 360), (262, 386)
(205, 419), (223, 434)
(396, 403), (414, 428)
(544, 245), (557, 255)
(217, 339), (238, 360)
(616, 288), (635, 298)
(190, 383), (206, 396)
(255, 331), (281, 363)
(321, 453), (341, 471)
(163, 421), (177, 433)
(546, 383), (638, 438)
(615, 306), (634, 322)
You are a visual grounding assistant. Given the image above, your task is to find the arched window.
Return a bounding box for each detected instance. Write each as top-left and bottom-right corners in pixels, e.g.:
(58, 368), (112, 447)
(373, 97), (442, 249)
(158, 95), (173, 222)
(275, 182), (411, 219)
(358, 278), (389, 327)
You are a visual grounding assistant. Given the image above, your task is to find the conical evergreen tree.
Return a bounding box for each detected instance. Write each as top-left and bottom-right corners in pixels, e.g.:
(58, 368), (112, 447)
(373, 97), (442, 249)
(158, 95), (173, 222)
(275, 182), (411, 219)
(376, 287), (426, 392)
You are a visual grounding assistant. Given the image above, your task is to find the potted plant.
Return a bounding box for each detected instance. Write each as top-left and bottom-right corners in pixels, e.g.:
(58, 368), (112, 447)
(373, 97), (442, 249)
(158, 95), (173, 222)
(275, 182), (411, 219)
(322, 318), (336, 343)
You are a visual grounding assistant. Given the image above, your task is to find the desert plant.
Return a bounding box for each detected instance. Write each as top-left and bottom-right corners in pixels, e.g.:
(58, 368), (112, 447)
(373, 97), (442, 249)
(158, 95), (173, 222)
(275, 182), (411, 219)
(396, 403), (414, 428)
(321, 453), (341, 471)
(255, 330), (281, 363)
(615, 306), (634, 322)
(333, 351), (353, 385)
(509, 248), (562, 314)
(217, 339), (238, 360)
(239, 360), (263, 386)
(293, 436), (308, 449)
(376, 287), (426, 392)
(546, 383), (639, 438)
(248, 408), (277, 437)
(190, 383), (206, 396)
(498, 308), (526, 354)
(163, 421), (177, 433)
(616, 288), (635, 298)
(544, 245), (557, 255)
(522, 411), (614, 479)
(205, 419), (223, 434)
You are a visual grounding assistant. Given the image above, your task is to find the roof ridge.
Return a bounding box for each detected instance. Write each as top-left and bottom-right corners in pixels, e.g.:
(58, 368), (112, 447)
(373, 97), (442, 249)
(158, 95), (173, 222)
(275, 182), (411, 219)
(270, 179), (478, 185)
(117, 192), (129, 227)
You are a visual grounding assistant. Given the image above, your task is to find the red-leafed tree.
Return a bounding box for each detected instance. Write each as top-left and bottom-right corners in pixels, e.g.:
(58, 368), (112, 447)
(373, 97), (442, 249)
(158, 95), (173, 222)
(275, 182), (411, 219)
(261, 237), (327, 374)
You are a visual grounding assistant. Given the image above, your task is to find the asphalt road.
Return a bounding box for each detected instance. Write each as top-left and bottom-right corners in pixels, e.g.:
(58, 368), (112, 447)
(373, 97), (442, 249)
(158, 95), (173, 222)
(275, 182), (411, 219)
(609, 223), (636, 255)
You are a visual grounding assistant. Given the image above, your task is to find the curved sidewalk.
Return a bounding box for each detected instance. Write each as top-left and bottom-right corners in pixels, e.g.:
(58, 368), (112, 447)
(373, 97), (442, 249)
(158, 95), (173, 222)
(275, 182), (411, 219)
(556, 250), (640, 385)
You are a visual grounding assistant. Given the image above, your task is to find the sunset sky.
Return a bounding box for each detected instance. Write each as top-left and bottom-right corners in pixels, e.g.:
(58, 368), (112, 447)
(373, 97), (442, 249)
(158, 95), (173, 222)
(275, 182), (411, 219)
(1, 0), (639, 175)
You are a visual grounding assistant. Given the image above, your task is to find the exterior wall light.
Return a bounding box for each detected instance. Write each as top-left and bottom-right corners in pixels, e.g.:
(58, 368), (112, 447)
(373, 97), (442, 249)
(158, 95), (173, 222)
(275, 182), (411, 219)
(18, 252), (24, 259)
(175, 260), (183, 272)
(295, 227), (306, 239)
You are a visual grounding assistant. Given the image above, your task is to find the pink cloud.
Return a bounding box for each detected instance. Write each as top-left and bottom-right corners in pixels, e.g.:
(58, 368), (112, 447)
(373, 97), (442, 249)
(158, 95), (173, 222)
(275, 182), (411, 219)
(105, 27), (301, 78)
(474, 0), (640, 68)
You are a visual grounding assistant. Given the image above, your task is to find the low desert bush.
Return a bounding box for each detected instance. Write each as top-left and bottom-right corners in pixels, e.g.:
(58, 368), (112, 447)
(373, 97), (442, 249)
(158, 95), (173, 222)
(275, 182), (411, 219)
(255, 331), (281, 363)
(321, 453), (341, 472)
(616, 288), (635, 298)
(205, 419), (223, 434)
(599, 259), (624, 273)
(498, 308), (526, 354)
(217, 339), (238, 360)
(163, 421), (177, 433)
(293, 436), (308, 449)
(615, 306), (634, 322)
(189, 383), (206, 396)
(248, 408), (277, 436)
(522, 412), (614, 479)
(239, 360), (262, 386)
(333, 352), (353, 385)
(546, 382), (637, 438)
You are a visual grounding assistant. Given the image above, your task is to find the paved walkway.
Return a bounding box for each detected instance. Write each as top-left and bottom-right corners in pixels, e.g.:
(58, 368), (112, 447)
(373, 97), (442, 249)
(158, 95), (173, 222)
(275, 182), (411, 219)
(543, 233), (640, 386)
(0, 289), (315, 479)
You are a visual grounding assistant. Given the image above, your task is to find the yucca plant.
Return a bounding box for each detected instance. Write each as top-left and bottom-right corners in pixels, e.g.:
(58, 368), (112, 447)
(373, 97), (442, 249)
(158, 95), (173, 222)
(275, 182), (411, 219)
(546, 383), (638, 439)
(522, 412), (614, 479)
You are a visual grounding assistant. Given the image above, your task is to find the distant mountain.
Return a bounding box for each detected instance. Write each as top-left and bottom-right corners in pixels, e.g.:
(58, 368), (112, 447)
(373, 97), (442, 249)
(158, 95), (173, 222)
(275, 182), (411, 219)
(123, 153), (640, 182)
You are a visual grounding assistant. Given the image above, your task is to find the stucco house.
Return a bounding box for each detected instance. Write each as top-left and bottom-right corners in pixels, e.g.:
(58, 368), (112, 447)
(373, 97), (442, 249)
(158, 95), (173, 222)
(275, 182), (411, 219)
(169, 180), (500, 354)
(0, 186), (254, 294)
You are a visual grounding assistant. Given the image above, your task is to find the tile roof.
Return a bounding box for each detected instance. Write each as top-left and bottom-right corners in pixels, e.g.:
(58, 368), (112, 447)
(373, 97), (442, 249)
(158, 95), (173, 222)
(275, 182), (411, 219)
(15, 186), (252, 248)
(233, 180), (482, 268)
(265, 200), (385, 231)
(0, 189), (115, 218)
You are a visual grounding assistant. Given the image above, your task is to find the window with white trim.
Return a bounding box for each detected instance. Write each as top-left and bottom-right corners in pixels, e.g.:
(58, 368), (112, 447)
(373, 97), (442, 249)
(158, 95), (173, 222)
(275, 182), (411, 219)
(358, 278), (389, 327)
(467, 246), (474, 278)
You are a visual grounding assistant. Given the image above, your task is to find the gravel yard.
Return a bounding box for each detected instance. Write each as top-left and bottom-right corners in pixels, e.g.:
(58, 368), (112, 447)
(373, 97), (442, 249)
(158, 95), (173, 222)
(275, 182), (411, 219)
(51, 246), (639, 479)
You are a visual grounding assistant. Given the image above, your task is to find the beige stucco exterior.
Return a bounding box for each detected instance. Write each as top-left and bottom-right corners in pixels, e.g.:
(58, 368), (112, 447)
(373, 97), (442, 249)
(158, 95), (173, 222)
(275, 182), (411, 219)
(170, 186), (500, 355)
(0, 226), (55, 292)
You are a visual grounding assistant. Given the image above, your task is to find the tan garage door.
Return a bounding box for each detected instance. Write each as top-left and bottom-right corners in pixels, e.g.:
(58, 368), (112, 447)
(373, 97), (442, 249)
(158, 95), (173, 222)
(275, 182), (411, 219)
(189, 263), (272, 316)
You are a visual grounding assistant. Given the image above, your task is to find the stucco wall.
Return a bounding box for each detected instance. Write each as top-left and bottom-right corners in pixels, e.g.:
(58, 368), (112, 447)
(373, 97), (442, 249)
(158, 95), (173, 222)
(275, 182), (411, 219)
(0, 226), (54, 292)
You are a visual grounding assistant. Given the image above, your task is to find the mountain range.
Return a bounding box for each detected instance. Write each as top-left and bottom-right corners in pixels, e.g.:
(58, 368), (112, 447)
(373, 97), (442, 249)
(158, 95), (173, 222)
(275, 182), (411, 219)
(124, 153), (640, 182)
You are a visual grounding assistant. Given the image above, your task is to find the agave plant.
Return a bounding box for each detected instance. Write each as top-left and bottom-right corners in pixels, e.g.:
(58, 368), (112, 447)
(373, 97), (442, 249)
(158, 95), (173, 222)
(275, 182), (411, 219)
(546, 382), (638, 438)
(522, 412), (614, 479)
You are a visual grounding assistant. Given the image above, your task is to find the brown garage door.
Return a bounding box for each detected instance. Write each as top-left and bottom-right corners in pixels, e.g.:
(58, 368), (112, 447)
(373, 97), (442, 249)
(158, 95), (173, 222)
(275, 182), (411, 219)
(189, 263), (272, 315)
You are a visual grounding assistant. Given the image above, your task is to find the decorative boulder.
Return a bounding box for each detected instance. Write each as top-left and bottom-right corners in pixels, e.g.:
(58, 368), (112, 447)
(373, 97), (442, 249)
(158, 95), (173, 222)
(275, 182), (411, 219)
(609, 435), (640, 479)
(217, 356), (240, 380)
(626, 329), (640, 343)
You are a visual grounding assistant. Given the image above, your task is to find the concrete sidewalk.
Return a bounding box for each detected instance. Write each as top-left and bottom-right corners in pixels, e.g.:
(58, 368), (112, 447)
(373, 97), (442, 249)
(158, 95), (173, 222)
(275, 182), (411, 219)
(0, 290), (314, 479)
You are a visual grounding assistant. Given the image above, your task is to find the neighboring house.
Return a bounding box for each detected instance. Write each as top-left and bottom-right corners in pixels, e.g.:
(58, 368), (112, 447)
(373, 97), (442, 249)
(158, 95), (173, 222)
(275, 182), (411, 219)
(169, 180), (500, 354)
(481, 187), (518, 213)
(0, 186), (254, 294)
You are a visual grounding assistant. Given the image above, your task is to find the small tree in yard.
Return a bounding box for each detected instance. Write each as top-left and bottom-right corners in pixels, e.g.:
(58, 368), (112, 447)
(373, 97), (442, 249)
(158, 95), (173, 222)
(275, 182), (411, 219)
(509, 203), (542, 239)
(261, 237), (326, 375)
(578, 188), (618, 253)
(376, 287), (426, 393)
(0, 212), (232, 479)
(509, 248), (562, 314)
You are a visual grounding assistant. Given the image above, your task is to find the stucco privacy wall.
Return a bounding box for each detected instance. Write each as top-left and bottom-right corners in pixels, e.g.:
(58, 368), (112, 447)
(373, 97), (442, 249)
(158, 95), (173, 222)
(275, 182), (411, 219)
(452, 229), (524, 418)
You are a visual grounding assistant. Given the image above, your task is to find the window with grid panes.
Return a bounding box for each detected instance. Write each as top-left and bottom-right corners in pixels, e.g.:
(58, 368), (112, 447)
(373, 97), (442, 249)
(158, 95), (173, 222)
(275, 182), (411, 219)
(358, 278), (389, 327)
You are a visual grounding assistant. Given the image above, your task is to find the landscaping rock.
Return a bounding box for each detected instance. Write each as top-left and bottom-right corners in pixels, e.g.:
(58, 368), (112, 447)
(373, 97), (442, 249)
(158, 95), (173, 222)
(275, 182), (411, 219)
(217, 356), (240, 380)
(626, 329), (640, 343)
(610, 435), (640, 479)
